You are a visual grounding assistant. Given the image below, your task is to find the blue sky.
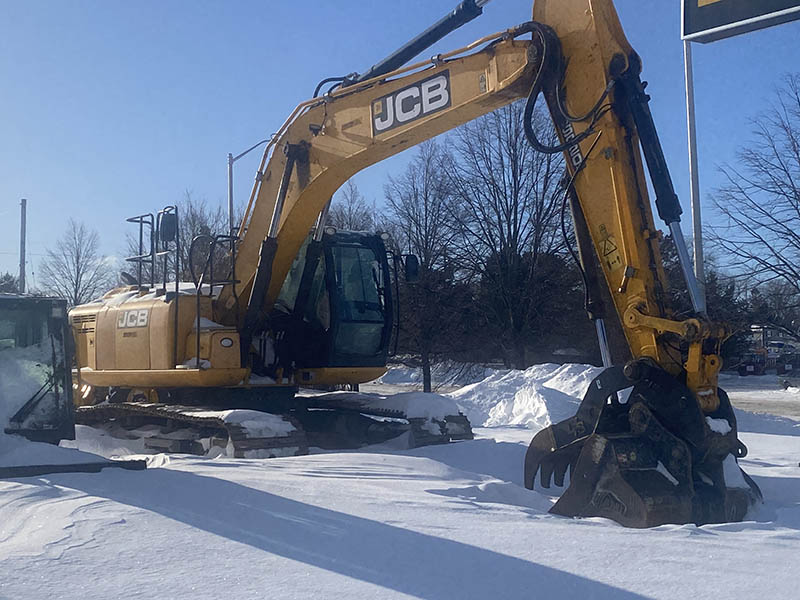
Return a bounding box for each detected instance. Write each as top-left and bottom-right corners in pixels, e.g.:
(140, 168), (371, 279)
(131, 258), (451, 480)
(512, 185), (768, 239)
(1, 0), (798, 283)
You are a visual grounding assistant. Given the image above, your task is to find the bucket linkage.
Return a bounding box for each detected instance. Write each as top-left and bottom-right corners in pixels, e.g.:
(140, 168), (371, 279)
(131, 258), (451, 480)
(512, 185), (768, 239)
(524, 360), (762, 527)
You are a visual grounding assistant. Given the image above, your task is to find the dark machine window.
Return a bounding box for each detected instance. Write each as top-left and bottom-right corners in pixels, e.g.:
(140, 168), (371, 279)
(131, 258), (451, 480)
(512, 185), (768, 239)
(331, 245), (386, 355)
(304, 259), (330, 330)
(275, 238), (310, 314)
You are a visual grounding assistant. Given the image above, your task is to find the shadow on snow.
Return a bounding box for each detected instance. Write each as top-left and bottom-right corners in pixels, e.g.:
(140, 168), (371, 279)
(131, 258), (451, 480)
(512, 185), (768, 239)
(43, 467), (647, 600)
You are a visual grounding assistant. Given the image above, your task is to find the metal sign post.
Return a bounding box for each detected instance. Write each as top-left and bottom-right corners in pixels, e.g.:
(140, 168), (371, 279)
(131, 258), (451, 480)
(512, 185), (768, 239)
(683, 40), (705, 309)
(679, 0), (800, 313)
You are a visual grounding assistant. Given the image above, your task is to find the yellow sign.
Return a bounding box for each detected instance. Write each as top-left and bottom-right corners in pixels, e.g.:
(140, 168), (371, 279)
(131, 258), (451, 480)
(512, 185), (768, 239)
(698, 0), (724, 6)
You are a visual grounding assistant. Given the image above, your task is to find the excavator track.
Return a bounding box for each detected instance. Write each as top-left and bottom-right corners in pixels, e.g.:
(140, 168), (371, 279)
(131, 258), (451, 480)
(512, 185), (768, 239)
(301, 392), (474, 448)
(75, 403), (309, 458)
(75, 391), (473, 457)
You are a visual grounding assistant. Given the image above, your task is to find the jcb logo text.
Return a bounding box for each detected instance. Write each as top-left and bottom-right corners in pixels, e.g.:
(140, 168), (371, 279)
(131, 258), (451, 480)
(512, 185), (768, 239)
(117, 309), (149, 328)
(372, 71), (451, 135)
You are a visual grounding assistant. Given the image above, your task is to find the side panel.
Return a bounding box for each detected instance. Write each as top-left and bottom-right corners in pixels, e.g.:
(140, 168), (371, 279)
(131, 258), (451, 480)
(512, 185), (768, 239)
(95, 307), (117, 370)
(114, 301), (152, 370)
(149, 301), (173, 369)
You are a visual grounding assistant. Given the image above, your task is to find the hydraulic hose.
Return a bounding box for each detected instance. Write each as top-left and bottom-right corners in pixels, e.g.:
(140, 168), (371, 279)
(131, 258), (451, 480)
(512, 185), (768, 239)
(522, 23), (611, 155)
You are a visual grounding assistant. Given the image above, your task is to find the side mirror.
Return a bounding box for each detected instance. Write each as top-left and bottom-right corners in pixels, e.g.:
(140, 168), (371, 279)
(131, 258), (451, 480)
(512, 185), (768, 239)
(159, 212), (178, 243)
(404, 254), (420, 282)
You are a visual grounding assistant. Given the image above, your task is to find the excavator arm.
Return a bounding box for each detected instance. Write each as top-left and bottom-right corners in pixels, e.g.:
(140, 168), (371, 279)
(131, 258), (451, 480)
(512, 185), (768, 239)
(532, 0), (725, 404)
(520, 0), (761, 526)
(225, 0), (726, 407)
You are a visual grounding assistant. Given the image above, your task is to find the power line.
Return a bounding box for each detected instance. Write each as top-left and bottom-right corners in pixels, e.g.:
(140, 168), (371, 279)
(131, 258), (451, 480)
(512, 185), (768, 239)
(0, 250), (47, 256)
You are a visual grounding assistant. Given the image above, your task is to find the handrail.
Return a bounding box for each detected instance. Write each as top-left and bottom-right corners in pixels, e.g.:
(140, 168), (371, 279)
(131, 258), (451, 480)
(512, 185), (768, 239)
(156, 205), (180, 366)
(124, 213), (155, 289)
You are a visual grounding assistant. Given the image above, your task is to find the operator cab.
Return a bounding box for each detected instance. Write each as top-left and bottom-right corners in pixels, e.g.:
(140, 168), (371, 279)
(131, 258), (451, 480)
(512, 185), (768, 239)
(272, 229), (393, 372)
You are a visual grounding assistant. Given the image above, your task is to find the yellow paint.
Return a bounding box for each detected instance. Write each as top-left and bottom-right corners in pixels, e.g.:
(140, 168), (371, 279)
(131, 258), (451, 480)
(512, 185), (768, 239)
(221, 39), (536, 321)
(77, 367), (249, 388)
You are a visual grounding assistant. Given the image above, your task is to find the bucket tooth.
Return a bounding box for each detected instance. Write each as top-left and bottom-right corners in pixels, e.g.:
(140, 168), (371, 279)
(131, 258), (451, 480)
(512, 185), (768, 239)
(524, 365), (628, 490)
(525, 428), (587, 490)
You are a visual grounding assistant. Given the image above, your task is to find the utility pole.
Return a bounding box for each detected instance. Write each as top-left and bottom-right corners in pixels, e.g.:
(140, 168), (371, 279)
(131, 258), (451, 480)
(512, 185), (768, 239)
(227, 153), (235, 237)
(19, 198), (27, 294)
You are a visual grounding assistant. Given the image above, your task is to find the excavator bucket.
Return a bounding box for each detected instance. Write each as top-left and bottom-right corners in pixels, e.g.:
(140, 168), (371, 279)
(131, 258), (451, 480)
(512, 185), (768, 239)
(524, 362), (762, 527)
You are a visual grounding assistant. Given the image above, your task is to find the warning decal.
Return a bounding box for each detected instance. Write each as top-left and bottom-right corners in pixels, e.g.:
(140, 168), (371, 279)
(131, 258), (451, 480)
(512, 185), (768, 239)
(598, 224), (623, 271)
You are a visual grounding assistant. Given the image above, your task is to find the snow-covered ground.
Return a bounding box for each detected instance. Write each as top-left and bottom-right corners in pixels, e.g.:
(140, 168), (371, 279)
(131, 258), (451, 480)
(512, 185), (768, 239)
(720, 371), (800, 418)
(2, 364), (800, 599)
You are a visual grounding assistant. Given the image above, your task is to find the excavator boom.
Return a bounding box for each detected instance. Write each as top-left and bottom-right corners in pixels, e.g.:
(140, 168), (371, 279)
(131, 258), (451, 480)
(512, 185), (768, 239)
(222, 25), (540, 327)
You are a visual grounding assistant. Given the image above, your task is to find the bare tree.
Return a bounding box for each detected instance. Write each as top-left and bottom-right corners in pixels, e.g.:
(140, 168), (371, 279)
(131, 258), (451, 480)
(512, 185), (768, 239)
(328, 180), (375, 231)
(384, 140), (470, 391)
(443, 101), (567, 368)
(386, 140), (458, 267)
(177, 191), (230, 283)
(40, 220), (116, 306)
(710, 74), (800, 294)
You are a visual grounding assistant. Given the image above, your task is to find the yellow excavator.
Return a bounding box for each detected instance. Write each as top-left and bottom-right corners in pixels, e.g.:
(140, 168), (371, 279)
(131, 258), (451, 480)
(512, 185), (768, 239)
(69, 0), (761, 526)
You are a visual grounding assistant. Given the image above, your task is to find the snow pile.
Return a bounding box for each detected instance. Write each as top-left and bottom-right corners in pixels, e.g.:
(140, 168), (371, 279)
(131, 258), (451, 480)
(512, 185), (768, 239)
(4, 407), (800, 600)
(0, 433), (111, 468)
(312, 390), (462, 421)
(540, 363), (605, 398)
(374, 391), (460, 421)
(89, 282), (220, 306)
(195, 409), (298, 438)
(60, 425), (150, 458)
(722, 453), (750, 489)
(483, 382), (580, 430)
(449, 363), (603, 429)
(706, 416), (732, 434)
(377, 360), (506, 388)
